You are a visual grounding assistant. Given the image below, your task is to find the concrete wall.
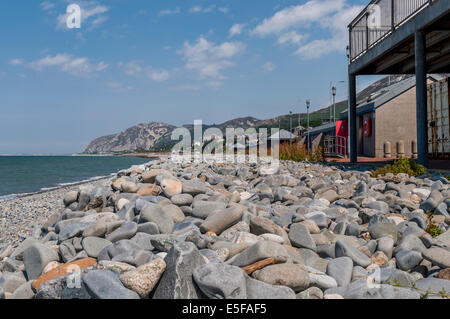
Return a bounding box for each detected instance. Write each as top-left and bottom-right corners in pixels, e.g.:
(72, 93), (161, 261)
(375, 86), (418, 158)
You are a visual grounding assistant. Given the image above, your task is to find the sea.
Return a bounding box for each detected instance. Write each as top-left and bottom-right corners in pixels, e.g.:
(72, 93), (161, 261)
(0, 156), (152, 201)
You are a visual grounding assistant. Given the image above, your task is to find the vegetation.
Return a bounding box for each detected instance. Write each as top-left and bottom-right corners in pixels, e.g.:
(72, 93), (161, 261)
(371, 158), (426, 178)
(279, 142), (325, 162)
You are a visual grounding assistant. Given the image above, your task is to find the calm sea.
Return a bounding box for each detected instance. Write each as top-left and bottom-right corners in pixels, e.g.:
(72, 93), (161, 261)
(0, 156), (151, 201)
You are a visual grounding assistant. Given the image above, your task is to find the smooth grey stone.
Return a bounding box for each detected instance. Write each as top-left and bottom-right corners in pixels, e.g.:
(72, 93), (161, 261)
(335, 240), (371, 268)
(414, 277), (450, 298)
(77, 187), (92, 211)
(117, 202), (135, 222)
(182, 180), (208, 195)
(153, 242), (206, 299)
(395, 250), (423, 271)
(317, 244), (335, 259)
(129, 232), (154, 251)
(98, 240), (141, 261)
(200, 249), (221, 263)
(191, 201), (227, 219)
(136, 222), (160, 235)
(376, 236), (394, 259)
(2, 238), (40, 272)
(0, 272), (26, 294)
(23, 243), (59, 280)
(393, 234), (427, 255)
(420, 190), (443, 211)
(82, 237), (112, 258)
(296, 286), (323, 299)
(106, 222), (138, 243)
(352, 266), (368, 282)
(246, 276), (296, 299)
(345, 223), (361, 237)
(58, 222), (92, 243)
(171, 194), (194, 206)
(434, 202), (449, 217)
(139, 204), (174, 234)
(193, 263), (247, 299)
(365, 240), (378, 254)
(83, 270), (140, 299)
(369, 222), (398, 243)
(366, 201), (389, 214)
(59, 240), (78, 263)
(112, 249), (154, 267)
(173, 222), (200, 236)
(422, 247), (450, 268)
(326, 257), (353, 287)
(332, 221), (348, 235)
(229, 241), (289, 267)
(434, 229), (450, 247)
(288, 223), (316, 251)
(308, 271), (338, 290)
(307, 214), (329, 229)
(10, 281), (35, 299)
(61, 285), (91, 299)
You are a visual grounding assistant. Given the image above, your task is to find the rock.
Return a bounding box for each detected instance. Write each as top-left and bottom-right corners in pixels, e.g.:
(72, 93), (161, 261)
(159, 204), (186, 223)
(153, 242), (206, 299)
(82, 237), (112, 258)
(260, 233), (285, 244)
(326, 257), (353, 287)
(121, 181), (138, 193)
(200, 206), (244, 235)
(288, 223), (316, 251)
(171, 194), (194, 206)
(10, 281), (35, 299)
(23, 243), (60, 280)
(193, 263), (247, 299)
(308, 269), (338, 290)
(32, 258), (97, 291)
(116, 198), (130, 211)
(192, 201), (227, 219)
(371, 251), (389, 267)
(246, 276), (296, 299)
(300, 220), (320, 234)
(366, 201), (389, 214)
(98, 260), (137, 274)
(251, 263), (309, 293)
(422, 247), (450, 269)
(335, 240), (371, 268)
(137, 184), (159, 196)
(137, 222), (160, 235)
(0, 272), (26, 294)
(437, 268), (450, 281)
(43, 261), (62, 274)
(120, 258), (166, 298)
(319, 190), (340, 203)
(414, 277), (450, 297)
(106, 222), (138, 243)
(64, 191), (79, 207)
(434, 229), (450, 248)
(161, 179), (182, 197)
(58, 222), (92, 242)
(139, 204), (174, 234)
(394, 234), (427, 255)
(229, 241), (289, 267)
(369, 222), (398, 243)
(112, 249), (154, 267)
(182, 180), (209, 195)
(83, 270), (140, 299)
(376, 236), (395, 259)
(296, 287), (324, 299)
(396, 250), (423, 271)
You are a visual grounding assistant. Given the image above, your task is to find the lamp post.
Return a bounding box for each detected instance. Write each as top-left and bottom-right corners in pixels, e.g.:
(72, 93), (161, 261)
(332, 86), (337, 125)
(306, 100), (310, 151)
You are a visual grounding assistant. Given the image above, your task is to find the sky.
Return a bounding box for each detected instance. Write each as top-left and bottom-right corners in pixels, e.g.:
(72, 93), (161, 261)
(0, 0), (379, 154)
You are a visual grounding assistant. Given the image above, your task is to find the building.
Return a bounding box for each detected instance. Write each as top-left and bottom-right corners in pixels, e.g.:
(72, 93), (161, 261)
(269, 129), (298, 143)
(348, 0), (450, 167)
(304, 75), (443, 158)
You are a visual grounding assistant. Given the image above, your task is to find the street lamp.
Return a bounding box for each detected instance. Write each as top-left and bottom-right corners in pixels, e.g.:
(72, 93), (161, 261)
(332, 86), (337, 125)
(306, 100), (310, 151)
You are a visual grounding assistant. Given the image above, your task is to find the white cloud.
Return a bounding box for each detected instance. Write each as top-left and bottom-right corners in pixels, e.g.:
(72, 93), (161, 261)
(189, 5), (227, 14)
(180, 37), (245, 81)
(158, 7), (181, 17)
(251, 0), (364, 59)
(218, 7), (229, 14)
(229, 24), (245, 37)
(56, 3), (109, 30)
(277, 31), (304, 46)
(261, 62), (276, 72)
(40, 1), (55, 11)
(29, 54), (108, 77)
(147, 69), (170, 82)
(119, 62), (142, 76)
(9, 58), (24, 66)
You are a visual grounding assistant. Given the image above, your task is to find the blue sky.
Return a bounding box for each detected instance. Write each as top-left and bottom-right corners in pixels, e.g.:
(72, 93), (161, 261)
(0, 0), (378, 154)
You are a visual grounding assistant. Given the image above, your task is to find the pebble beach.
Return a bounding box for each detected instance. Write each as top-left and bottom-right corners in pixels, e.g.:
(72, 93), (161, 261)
(0, 156), (449, 300)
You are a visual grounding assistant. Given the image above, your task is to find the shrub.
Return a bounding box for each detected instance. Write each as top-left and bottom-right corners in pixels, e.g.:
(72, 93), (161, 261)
(371, 158), (426, 178)
(279, 142), (325, 163)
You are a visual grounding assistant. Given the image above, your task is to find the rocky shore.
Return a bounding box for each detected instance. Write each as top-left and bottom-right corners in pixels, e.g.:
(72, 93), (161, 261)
(1, 157), (449, 299)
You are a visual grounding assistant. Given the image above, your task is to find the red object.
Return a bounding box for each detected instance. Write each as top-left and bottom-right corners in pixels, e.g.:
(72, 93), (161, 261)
(363, 117), (371, 137)
(336, 120), (348, 138)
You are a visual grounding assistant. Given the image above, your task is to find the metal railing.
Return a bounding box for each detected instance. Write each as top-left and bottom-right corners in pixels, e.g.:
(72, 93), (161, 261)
(349, 0), (435, 62)
(323, 136), (348, 158)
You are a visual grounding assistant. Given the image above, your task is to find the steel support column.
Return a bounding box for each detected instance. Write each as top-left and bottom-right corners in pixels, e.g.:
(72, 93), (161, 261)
(415, 31), (429, 167)
(348, 74), (357, 163)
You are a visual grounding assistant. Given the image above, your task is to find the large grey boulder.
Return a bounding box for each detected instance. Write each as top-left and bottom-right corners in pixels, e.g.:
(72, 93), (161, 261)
(288, 223), (317, 251)
(192, 201), (227, 219)
(83, 270), (140, 299)
(106, 222), (138, 243)
(82, 237), (112, 258)
(422, 247), (450, 269)
(139, 204), (174, 234)
(153, 242), (206, 299)
(335, 240), (371, 268)
(23, 243), (59, 280)
(200, 206), (244, 235)
(326, 257), (353, 287)
(229, 241), (289, 267)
